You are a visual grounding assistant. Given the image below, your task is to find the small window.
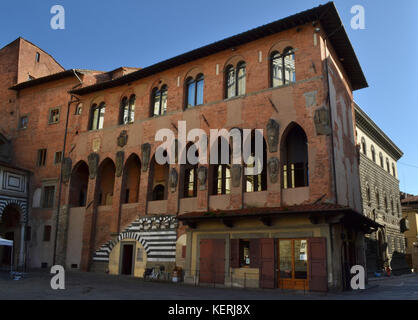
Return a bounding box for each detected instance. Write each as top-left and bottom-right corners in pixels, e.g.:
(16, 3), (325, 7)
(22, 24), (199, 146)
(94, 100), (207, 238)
(371, 145), (376, 162)
(379, 153), (384, 168)
(42, 186), (55, 208)
(35, 52), (40, 63)
(151, 86), (168, 117)
(19, 116), (28, 129)
(54, 151), (63, 164)
(25, 226), (31, 242)
(75, 103), (83, 115)
(43, 225), (51, 242)
(392, 163), (396, 177)
(90, 102), (106, 130)
(361, 138), (367, 155)
(185, 74), (204, 108)
(49, 108), (60, 124)
(225, 62), (246, 99)
(120, 95), (136, 124)
(37, 149), (47, 167)
(386, 158), (390, 173)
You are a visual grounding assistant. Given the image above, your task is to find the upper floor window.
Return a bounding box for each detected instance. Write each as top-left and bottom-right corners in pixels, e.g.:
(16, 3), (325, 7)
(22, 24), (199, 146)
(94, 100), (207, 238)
(49, 107), (60, 124)
(54, 151), (63, 164)
(120, 95), (135, 124)
(181, 144), (198, 198)
(151, 85), (168, 117)
(225, 61), (246, 99)
(37, 149), (47, 167)
(371, 145), (376, 162)
(42, 186), (55, 209)
(386, 158), (390, 173)
(375, 190), (380, 209)
(35, 52), (40, 63)
(392, 163), (396, 177)
(186, 74), (204, 108)
(90, 102), (105, 130)
(19, 116), (28, 129)
(366, 184), (371, 205)
(379, 152), (384, 168)
(271, 48), (295, 87)
(75, 103), (83, 115)
(361, 137), (366, 155)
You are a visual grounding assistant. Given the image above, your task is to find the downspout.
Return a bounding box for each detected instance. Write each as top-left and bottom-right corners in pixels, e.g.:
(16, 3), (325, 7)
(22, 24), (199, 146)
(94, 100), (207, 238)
(52, 70), (83, 265)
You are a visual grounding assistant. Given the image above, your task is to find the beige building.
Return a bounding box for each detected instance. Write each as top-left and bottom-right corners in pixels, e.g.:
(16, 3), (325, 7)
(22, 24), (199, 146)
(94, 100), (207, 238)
(401, 195), (418, 272)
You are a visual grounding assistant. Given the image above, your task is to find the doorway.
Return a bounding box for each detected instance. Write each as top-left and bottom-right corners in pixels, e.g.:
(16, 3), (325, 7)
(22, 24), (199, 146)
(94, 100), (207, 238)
(1, 232), (14, 266)
(120, 244), (134, 275)
(277, 239), (309, 290)
(199, 239), (225, 284)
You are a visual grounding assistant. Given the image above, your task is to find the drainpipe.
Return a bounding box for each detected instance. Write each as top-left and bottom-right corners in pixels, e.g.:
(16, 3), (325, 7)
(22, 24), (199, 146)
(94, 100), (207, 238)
(52, 70), (83, 265)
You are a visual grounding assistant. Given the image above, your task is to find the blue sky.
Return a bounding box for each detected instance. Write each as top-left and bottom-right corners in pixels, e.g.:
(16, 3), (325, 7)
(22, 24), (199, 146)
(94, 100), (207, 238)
(1, 0), (417, 194)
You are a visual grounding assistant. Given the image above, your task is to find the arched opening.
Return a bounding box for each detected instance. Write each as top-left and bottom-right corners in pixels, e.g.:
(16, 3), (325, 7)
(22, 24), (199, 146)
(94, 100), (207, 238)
(97, 159), (116, 206)
(209, 136), (231, 195)
(122, 154), (141, 204)
(69, 161), (89, 207)
(244, 130), (267, 192)
(180, 143), (198, 198)
(281, 124), (309, 189)
(148, 155), (169, 201)
(0, 205), (21, 268)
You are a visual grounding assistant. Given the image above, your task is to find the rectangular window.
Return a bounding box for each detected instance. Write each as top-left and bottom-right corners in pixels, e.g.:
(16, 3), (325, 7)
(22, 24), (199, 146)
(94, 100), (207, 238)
(240, 240), (251, 267)
(19, 116), (28, 129)
(42, 186), (55, 208)
(54, 151), (63, 164)
(37, 149), (47, 166)
(35, 52), (40, 63)
(25, 226), (31, 242)
(49, 108), (60, 124)
(43, 225), (51, 242)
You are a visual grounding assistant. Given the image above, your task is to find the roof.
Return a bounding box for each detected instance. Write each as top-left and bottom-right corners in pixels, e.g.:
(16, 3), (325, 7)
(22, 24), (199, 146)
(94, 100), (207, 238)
(401, 196), (418, 204)
(71, 2), (368, 96)
(354, 103), (403, 160)
(9, 69), (84, 91)
(178, 203), (381, 230)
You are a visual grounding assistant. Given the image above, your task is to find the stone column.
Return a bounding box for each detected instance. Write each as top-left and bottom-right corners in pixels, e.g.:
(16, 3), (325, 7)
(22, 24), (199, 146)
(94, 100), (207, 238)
(18, 223), (25, 268)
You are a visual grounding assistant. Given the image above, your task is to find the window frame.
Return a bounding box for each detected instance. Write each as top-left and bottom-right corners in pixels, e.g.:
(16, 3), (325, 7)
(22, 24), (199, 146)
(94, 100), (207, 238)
(48, 107), (61, 124)
(36, 149), (47, 167)
(225, 61), (246, 99)
(151, 85), (168, 117)
(185, 74), (204, 109)
(270, 47), (296, 88)
(89, 102), (106, 130)
(42, 185), (55, 209)
(119, 95), (136, 124)
(19, 115), (28, 129)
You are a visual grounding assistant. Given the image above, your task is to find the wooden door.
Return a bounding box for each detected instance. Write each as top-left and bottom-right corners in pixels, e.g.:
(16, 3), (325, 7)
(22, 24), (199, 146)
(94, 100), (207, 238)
(121, 244), (134, 275)
(277, 239), (309, 290)
(199, 239), (225, 284)
(308, 237), (327, 292)
(259, 238), (275, 289)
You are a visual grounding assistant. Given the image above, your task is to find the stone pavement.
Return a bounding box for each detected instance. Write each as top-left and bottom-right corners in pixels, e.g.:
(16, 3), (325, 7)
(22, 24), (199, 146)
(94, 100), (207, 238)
(0, 270), (417, 300)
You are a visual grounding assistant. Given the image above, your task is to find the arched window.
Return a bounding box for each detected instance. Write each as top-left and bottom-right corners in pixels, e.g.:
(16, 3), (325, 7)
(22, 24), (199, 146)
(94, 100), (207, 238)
(366, 184), (371, 205)
(379, 152), (384, 168)
(181, 144), (198, 198)
(225, 62), (246, 99)
(386, 158), (390, 173)
(244, 130), (267, 193)
(186, 74), (204, 108)
(384, 194), (388, 213)
(210, 137), (231, 195)
(120, 95), (135, 124)
(391, 198), (394, 216)
(371, 145), (376, 162)
(282, 124), (308, 189)
(90, 102), (105, 130)
(375, 190), (380, 209)
(148, 155), (169, 201)
(270, 48), (295, 88)
(75, 103), (83, 115)
(361, 137), (367, 155)
(151, 85), (168, 117)
(392, 163), (396, 177)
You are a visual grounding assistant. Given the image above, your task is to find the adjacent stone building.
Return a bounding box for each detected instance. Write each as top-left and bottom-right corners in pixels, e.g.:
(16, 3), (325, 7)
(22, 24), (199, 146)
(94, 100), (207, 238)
(354, 104), (407, 274)
(0, 2), (383, 291)
(400, 194), (418, 272)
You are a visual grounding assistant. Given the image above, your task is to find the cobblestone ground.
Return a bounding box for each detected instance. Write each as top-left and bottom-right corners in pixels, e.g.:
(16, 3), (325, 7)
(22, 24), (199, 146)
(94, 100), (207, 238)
(0, 270), (417, 300)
